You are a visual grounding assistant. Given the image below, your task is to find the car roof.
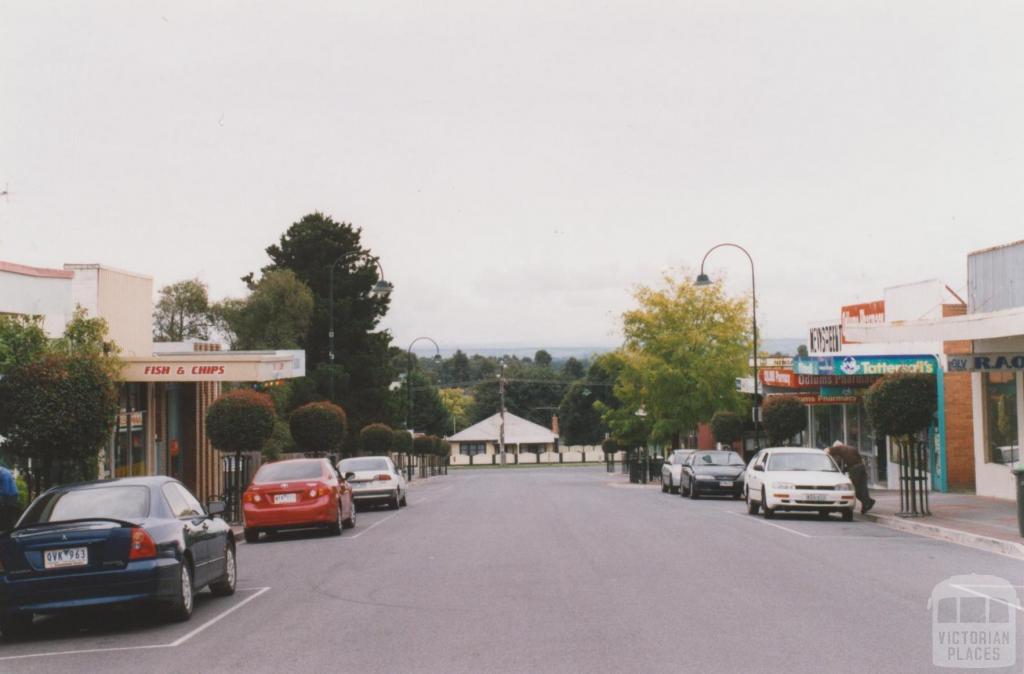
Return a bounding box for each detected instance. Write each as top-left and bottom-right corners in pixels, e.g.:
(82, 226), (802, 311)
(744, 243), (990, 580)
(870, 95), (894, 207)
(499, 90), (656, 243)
(52, 476), (173, 490)
(762, 447), (826, 454)
(671, 449), (695, 454)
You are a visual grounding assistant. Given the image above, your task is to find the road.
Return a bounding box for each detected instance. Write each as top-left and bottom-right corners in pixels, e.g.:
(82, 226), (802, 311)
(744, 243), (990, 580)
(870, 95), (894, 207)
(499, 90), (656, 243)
(1, 466), (1021, 673)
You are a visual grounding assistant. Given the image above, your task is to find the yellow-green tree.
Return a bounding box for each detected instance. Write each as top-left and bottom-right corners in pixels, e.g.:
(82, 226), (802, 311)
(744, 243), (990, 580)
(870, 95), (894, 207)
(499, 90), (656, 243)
(603, 274), (750, 447)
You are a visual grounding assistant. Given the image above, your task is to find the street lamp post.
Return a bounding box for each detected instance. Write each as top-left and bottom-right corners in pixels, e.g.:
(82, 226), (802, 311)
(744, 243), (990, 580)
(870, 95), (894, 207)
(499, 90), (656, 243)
(695, 243), (760, 458)
(406, 336), (442, 481)
(328, 253), (393, 401)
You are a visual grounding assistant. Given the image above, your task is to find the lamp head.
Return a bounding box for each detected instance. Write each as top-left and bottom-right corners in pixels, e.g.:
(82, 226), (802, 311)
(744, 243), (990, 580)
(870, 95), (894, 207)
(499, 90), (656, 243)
(371, 280), (394, 298)
(694, 273), (712, 287)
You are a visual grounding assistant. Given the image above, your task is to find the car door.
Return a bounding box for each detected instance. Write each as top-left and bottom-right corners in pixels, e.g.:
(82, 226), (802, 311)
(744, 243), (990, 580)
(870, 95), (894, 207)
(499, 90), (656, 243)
(746, 451), (767, 497)
(162, 483), (217, 587)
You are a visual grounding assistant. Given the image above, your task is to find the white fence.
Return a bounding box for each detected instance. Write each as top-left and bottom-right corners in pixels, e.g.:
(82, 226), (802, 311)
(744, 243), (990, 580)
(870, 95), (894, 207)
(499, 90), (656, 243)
(451, 446), (625, 465)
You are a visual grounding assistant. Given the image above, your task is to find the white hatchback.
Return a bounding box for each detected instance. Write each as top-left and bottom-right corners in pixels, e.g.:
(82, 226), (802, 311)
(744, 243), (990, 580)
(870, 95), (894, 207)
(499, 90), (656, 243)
(743, 448), (855, 521)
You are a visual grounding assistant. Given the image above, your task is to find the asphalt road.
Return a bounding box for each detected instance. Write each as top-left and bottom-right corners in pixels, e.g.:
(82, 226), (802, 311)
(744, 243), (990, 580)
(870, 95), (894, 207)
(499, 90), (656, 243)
(1, 467), (1022, 673)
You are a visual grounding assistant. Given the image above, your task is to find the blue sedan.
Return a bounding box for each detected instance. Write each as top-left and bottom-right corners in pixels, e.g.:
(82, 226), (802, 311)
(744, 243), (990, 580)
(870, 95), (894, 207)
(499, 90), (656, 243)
(0, 476), (236, 639)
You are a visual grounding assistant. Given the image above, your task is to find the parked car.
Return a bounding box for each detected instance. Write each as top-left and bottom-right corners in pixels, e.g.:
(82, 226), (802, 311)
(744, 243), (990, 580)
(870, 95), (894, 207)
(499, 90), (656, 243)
(337, 456), (407, 509)
(743, 447), (855, 521)
(242, 457), (355, 543)
(660, 449), (696, 494)
(679, 450), (745, 499)
(0, 477), (236, 639)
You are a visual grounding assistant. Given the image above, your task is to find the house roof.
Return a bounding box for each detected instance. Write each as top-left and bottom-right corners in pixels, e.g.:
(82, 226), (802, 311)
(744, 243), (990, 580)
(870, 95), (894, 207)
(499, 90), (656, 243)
(448, 412), (558, 444)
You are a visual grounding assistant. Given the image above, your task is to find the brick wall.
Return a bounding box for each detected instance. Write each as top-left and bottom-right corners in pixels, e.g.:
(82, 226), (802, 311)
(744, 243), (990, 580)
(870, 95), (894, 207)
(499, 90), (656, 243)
(942, 304), (975, 491)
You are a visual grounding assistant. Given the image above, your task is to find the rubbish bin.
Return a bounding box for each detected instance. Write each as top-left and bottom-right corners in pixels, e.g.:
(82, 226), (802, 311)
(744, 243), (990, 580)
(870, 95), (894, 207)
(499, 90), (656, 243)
(1014, 464), (1024, 537)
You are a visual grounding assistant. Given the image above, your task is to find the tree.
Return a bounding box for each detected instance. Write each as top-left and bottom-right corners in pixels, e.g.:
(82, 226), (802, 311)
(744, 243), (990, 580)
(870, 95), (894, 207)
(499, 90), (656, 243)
(212, 269), (314, 350)
(360, 423), (394, 455)
(400, 370), (452, 436)
(0, 353), (119, 490)
(710, 411), (744, 447)
(154, 279), (211, 342)
(469, 360), (565, 426)
(263, 419), (295, 461)
(439, 387), (471, 433)
(604, 274), (750, 447)
(251, 212), (394, 438)
(558, 382), (606, 445)
(205, 390), (276, 455)
(393, 428), (412, 456)
(761, 396), (806, 445)
(0, 310), (122, 490)
(796, 344), (809, 358)
(290, 401), (348, 456)
(534, 350), (552, 368)
(562, 357), (585, 379)
(0, 315), (47, 374)
(440, 350), (472, 386)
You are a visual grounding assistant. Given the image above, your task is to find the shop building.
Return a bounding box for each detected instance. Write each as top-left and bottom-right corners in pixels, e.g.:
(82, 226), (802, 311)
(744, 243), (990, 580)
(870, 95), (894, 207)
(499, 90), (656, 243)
(2, 259), (305, 502)
(784, 280), (973, 493)
(845, 240), (1024, 501)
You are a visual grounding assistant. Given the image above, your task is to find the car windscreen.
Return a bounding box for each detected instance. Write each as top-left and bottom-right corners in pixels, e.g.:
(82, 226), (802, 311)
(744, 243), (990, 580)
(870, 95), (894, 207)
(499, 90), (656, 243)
(767, 452), (838, 472)
(254, 460), (324, 483)
(692, 451), (744, 466)
(339, 458), (390, 473)
(20, 485), (151, 525)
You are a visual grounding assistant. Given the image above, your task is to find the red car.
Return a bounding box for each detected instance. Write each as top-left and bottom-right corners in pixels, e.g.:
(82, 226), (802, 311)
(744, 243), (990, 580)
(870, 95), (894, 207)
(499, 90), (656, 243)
(242, 458), (355, 543)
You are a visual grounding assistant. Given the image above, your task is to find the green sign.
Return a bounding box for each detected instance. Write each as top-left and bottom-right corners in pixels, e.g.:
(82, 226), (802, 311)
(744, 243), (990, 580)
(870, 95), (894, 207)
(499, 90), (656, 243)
(792, 355), (937, 376)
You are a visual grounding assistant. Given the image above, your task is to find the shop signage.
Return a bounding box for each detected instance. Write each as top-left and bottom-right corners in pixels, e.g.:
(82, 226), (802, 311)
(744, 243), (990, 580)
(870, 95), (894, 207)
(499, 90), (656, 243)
(793, 355), (937, 376)
(808, 323), (842, 355)
(123, 356), (302, 383)
(841, 300), (885, 344)
(797, 374), (876, 386)
(760, 369), (800, 388)
(820, 386), (862, 398)
(773, 393), (860, 406)
(947, 353), (1024, 372)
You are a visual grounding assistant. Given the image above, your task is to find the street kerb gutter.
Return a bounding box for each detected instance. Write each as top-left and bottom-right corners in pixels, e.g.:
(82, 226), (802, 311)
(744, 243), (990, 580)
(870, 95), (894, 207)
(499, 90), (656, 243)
(859, 512), (1024, 561)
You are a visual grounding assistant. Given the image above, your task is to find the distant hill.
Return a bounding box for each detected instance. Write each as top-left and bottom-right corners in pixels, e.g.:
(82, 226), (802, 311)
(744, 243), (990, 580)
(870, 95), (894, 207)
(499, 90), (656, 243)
(412, 338), (805, 360)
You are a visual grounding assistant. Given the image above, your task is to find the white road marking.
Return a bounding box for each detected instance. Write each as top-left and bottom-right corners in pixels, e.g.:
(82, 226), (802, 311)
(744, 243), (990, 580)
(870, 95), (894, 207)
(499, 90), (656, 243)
(0, 587), (270, 662)
(346, 513), (400, 540)
(724, 510), (813, 538)
(951, 584), (1024, 613)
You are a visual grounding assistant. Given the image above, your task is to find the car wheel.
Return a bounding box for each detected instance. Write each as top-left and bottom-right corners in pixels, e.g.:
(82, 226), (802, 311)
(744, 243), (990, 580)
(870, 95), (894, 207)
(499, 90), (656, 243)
(746, 488), (760, 515)
(389, 490), (401, 510)
(0, 612), (33, 641)
(209, 544), (237, 596)
(342, 501), (356, 529)
(243, 528), (260, 544)
(689, 481), (699, 499)
(761, 488), (775, 519)
(400, 492), (408, 507)
(166, 562), (194, 622)
(841, 508), (854, 522)
(328, 501), (343, 536)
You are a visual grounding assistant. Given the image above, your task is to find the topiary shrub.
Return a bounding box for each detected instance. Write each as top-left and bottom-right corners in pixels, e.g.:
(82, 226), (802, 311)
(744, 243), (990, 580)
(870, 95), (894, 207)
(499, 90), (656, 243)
(206, 389), (276, 455)
(710, 411), (744, 447)
(289, 401), (348, 456)
(360, 423), (394, 456)
(412, 434), (433, 456)
(761, 396), (807, 446)
(865, 373), (937, 439)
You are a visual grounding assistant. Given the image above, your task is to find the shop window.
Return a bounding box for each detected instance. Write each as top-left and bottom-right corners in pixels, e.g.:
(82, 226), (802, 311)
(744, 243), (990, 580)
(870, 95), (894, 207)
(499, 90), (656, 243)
(460, 443), (486, 457)
(984, 372), (1018, 464)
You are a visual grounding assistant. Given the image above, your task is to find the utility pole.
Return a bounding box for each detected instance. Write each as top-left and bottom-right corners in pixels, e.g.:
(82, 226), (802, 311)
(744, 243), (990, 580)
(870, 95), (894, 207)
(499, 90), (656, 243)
(498, 363), (507, 465)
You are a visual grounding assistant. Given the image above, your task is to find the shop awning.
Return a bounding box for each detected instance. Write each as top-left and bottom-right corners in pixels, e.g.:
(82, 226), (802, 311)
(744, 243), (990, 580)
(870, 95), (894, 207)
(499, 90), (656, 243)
(844, 305), (1024, 344)
(120, 350), (305, 383)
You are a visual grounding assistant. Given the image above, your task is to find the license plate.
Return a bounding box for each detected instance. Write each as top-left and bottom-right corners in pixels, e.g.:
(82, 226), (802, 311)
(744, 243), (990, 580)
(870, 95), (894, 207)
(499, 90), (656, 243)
(352, 482), (367, 489)
(719, 481), (733, 488)
(44, 547), (88, 569)
(804, 493), (830, 502)
(274, 493), (297, 504)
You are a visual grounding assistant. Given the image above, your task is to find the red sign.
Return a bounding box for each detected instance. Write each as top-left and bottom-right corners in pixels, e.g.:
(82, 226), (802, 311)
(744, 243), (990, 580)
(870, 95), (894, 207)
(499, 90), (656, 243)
(760, 369), (803, 388)
(841, 300), (885, 344)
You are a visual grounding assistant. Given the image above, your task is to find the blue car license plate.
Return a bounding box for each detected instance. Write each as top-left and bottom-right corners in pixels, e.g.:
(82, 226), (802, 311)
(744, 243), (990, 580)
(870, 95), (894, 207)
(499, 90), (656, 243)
(44, 546), (88, 569)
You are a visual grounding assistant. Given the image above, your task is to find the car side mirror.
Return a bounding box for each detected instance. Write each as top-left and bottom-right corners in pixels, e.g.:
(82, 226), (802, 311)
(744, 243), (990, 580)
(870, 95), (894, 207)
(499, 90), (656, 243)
(344, 471), (356, 481)
(753, 465), (764, 472)
(207, 500), (226, 517)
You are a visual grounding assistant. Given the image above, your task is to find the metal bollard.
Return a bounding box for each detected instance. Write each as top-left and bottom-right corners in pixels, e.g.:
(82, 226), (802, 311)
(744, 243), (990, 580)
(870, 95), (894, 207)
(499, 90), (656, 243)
(1014, 464), (1024, 537)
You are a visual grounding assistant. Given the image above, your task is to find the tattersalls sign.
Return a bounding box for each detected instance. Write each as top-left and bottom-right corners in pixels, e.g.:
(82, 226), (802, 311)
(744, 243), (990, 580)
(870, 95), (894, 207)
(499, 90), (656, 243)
(947, 354), (1024, 372)
(793, 355), (937, 376)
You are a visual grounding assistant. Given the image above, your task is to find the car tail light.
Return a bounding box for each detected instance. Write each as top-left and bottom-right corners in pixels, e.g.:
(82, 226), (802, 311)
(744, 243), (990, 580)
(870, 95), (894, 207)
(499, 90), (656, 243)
(376, 474), (392, 481)
(129, 527), (157, 561)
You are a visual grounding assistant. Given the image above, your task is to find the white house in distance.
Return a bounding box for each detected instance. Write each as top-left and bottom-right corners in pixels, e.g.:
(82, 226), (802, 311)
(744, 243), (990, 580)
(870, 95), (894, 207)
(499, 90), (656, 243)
(448, 412), (558, 465)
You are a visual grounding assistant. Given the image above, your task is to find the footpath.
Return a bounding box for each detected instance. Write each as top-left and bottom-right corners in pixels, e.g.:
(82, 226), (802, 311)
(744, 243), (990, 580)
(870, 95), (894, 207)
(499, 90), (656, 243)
(858, 489), (1024, 561)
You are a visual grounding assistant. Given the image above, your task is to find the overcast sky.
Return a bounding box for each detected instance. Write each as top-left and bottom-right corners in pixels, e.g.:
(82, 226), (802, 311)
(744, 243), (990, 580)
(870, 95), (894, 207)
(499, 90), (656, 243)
(3, 2), (1023, 350)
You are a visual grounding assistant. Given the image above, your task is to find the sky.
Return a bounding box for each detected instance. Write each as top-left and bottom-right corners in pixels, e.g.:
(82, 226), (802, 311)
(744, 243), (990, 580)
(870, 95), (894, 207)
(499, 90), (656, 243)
(3, 2), (1024, 351)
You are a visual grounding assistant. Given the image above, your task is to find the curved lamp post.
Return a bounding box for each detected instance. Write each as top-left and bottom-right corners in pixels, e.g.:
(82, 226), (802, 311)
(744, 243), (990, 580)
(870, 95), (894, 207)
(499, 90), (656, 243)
(328, 252), (393, 400)
(406, 336), (442, 480)
(695, 243), (760, 457)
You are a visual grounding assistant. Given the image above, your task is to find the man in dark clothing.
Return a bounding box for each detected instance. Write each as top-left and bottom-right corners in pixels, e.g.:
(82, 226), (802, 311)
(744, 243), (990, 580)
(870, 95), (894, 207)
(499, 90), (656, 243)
(826, 441), (876, 514)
